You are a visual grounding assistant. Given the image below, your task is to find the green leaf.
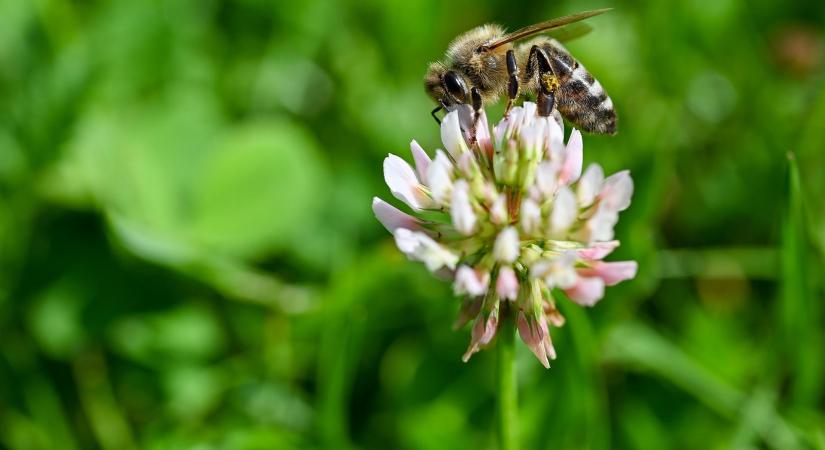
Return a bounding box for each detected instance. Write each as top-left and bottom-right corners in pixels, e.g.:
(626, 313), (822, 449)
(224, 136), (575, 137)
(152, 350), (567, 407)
(780, 154), (822, 407)
(190, 119), (326, 258)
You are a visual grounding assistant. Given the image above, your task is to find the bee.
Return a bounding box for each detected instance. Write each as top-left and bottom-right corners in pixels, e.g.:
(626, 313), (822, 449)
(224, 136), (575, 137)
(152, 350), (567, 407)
(425, 9), (617, 135)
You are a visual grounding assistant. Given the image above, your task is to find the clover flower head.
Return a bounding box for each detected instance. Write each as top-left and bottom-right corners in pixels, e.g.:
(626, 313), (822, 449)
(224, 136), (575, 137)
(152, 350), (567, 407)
(372, 103), (637, 368)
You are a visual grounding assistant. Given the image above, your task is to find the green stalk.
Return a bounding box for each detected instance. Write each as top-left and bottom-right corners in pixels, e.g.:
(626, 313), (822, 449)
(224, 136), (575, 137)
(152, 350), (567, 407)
(497, 309), (518, 450)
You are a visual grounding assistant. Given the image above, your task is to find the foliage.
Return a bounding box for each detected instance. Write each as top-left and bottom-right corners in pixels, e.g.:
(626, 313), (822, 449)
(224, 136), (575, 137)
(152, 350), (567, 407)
(1, 0), (824, 448)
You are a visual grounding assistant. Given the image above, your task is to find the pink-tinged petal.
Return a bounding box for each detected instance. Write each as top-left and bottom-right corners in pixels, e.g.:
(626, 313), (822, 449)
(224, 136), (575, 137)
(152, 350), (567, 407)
(462, 308), (499, 362)
(493, 227), (520, 263)
(564, 276), (605, 307)
(384, 154), (431, 210)
(451, 180), (477, 235)
(577, 240), (620, 260)
(410, 140), (431, 184)
(578, 261), (638, 286)
(537, 314), (557, 360)
(479, 311), (498, 346)
(517, 312), (553, 368)
(558, 129), (582, 184)
(372, 197), (421, 233)
(441, 109), (470, 159)
(550, 186), (576, 234)
(454, 265), (490, 297)
(600, 170), (634, 211)
(577, 163), (604, 207)
(475, 109), (494, 160)
(496, 266), (519, 301)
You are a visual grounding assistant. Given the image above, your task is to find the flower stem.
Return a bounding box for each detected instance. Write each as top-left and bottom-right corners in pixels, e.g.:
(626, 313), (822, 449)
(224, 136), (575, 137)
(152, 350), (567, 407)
(497, 308), (518, 450)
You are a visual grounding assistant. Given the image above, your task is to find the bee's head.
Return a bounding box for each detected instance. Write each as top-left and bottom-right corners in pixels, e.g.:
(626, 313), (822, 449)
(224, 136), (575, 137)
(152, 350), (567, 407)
(424, 62), (470, 109)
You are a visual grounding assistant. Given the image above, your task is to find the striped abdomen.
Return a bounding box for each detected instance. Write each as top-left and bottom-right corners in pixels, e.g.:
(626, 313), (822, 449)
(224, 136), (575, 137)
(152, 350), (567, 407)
(544, 41), (617, 135)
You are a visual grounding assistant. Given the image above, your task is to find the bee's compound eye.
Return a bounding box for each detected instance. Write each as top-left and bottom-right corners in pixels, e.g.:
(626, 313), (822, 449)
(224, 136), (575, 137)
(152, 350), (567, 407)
(443, 71), (468, 103)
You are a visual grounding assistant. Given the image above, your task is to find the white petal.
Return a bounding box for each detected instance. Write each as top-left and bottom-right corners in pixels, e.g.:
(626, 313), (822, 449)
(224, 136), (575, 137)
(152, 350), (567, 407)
(393, 228), (458, 272)
(493, 227), (520, 263)
(520, 119), (545, 161)
(454, 265), (490, 296)
(441, 110), (470, 159)
(521, 102), (537, 122)
(372, 197), (421, 233)
(451, 180), (477, 235)
(550, 186), (577, 234)
(384, 154), (431, 210)
(490, 193), (508, 226)
(587, 205), (619, 242)
(577, 163), (604, 207)
(426, 150), (454, 205)
(535, 161), (558, 199)
(600, 170), (634, 211)
(520, 198), (542, 235)
(393, 227), (419, 254)
(546, 117), (565, 163)
(457, 151), (480, 180)
(410, 140), (431, 184)
(531, 252), (577, 289)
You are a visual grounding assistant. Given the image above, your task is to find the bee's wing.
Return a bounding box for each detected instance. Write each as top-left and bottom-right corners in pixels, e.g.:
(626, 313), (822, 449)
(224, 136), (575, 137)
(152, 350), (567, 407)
(545, 22), (593, 43)
(482, 8), (610, 50)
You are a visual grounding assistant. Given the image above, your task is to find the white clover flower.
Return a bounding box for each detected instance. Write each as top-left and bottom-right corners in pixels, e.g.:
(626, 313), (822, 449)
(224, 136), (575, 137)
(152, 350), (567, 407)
(373, 103), (637, 368)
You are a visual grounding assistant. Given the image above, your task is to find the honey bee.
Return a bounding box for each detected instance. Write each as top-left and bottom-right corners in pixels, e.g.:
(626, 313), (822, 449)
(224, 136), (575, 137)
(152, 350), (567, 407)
(425, 9), (617, 135)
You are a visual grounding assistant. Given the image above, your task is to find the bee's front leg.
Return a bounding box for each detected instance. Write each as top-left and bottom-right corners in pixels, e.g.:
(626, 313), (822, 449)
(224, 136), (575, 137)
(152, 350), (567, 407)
(470, 86), (483, 136)
(431, 104), (444, 125)
(471, 87), (482, 120)
(504, 49), (519, 117)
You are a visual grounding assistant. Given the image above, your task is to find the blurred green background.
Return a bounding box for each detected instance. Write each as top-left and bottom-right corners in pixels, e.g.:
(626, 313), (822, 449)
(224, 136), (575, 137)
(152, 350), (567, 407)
(1, 0), (824, 449)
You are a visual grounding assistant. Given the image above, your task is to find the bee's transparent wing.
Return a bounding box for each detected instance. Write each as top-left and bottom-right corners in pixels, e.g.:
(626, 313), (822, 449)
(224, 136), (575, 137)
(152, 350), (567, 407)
(482, 8), (610, 50)
(545, 22), (593, 43)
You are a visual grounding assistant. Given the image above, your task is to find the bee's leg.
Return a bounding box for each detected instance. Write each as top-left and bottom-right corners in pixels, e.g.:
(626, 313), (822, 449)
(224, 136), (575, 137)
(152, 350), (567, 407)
(525, 45), (559, 117)
(504, 49), (519, 117)
(431, 104), (443, 125)
(537, 82), (555, 117)
(471, 87), (482, 117)
(470, 87), (482, 142)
